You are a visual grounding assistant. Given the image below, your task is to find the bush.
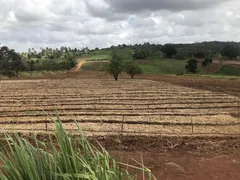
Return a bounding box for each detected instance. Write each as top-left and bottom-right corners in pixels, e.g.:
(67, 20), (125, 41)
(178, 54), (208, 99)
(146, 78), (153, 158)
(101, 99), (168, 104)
(217, 65), (240, 76)
(34, 59), (76, 71)
(0, 70), (18, 78)
(124, 61), (143, 78)
(105, 52), (123, 81)
(202, 58), (213, 67)
(0, 119), (155, 180)
(185, 59), (198, 73)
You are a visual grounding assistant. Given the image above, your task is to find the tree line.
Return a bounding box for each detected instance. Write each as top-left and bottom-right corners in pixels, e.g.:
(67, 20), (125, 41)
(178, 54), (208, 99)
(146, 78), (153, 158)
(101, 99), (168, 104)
(0, 45), (90, 76)
(1, 41), (239, 77)
(107, 41), (240, 60)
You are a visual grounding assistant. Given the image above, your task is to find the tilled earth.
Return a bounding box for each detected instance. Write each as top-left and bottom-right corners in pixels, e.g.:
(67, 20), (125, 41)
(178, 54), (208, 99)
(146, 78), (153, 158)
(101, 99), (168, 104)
(0, 71), (240, 179)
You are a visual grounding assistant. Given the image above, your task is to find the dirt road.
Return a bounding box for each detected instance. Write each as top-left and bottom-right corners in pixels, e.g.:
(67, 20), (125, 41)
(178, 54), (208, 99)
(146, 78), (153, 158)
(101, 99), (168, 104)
(74, 59), (86, 72)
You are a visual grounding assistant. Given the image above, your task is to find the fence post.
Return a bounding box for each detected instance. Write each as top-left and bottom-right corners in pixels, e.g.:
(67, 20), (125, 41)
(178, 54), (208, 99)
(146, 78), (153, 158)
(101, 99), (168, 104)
(191, 117), (194, 134)
(45, 117), (48, 131)
(121, 116), (124, 134)
(237, 98), (240, 123)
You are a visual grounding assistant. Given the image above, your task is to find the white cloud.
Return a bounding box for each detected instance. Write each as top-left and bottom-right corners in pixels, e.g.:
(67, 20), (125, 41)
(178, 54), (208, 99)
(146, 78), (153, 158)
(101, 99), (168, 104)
(0, 0), (240, 52)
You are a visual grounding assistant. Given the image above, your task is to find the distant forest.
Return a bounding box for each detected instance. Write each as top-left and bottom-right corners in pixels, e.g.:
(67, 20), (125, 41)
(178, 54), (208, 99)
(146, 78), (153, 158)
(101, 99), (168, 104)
(107, 41), (240, 60)
(0, 41), (240, 76)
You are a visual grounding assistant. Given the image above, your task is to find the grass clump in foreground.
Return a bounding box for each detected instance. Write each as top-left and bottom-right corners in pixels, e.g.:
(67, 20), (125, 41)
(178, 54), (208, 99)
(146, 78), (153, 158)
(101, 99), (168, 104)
(0, 120), (155, 180)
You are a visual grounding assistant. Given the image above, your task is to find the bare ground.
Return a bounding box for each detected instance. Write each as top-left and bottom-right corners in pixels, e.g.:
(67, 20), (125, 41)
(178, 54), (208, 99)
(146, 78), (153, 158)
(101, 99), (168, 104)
(1, 71), (240, 179)
(12, 70), (240, 98)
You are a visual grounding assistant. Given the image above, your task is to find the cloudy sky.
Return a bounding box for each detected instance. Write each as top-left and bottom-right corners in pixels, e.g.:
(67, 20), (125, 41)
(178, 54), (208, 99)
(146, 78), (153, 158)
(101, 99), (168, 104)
(0, 0), (240, 52)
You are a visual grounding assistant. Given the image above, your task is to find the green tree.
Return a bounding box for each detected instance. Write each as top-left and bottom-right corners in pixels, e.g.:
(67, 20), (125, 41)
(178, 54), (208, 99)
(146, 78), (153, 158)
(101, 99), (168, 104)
(161, 44), (177, 58)
(185, 59), (198, 73)
(0, 46), (22, 73)
(124, 61), (142, 79)
(27, 60), (38, 71)
(202, 58), (213, 67)
(106, 52), (123, 81)
(64, 53), (77, 70)
(221, 44), (239, 59)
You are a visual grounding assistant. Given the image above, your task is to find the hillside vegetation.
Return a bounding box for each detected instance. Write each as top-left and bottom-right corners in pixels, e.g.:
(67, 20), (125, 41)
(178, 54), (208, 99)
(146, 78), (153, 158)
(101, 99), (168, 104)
(0, 41), (240, 78)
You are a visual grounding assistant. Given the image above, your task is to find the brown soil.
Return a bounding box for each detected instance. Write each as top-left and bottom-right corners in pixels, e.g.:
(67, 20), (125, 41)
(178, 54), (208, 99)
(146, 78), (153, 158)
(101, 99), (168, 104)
(139, 74), (240, 97)
(104, 136), (240, 180)
(13, 70), (240, 98)
(9, 70), (240, 98)
(111, 152), (240, 180)
(11, 134), (240, 180)
(1, 71), (240, 179)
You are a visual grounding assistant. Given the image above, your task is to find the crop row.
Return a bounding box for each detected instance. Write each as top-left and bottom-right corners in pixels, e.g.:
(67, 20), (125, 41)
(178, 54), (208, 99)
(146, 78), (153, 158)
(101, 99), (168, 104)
(1, 122), (239, 136)
(0, 100), (237, 108)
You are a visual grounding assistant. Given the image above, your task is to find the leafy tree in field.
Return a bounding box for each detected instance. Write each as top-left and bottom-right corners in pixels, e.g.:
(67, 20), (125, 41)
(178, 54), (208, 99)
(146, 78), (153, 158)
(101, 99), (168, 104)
(221, 44), (239, 59)
(106, 52), (123, 81)
(64, 53), (77, 70)
(27, 60), (38, 71)
(161, 44), (177, 58)
(185, 59), (198, 73)
(202, 58), (213, 67)
(0, 46), (22, 74)
(124, 61), (143, 79)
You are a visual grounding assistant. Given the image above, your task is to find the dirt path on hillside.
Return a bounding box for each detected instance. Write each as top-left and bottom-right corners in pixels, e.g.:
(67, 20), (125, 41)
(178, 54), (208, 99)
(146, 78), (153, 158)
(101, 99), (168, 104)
(74, 59), (86, 72)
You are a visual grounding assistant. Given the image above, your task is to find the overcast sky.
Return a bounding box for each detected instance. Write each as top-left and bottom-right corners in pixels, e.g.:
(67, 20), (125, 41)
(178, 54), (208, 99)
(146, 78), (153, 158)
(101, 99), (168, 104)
(1, 0), (240, 52)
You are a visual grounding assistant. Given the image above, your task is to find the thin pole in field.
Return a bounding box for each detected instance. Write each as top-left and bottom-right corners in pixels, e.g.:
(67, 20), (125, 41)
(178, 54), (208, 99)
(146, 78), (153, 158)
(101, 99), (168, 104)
(121, 116), (124, 135)
(45, 117), (48, 131)
(237, 98), (240, 123)
(191, 117), (194, 134)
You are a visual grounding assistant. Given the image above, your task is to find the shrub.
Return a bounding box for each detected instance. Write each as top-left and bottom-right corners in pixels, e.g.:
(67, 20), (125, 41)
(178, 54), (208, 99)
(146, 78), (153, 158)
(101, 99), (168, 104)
(217, 65), (240, 76)
(185, 59), (198, 73)
(0, 119), (155, 180)
(0, 70), (18, 78)
(105, 52), (123, 81)
(202, 58), (213, 67)
(124, 61), (143, 79)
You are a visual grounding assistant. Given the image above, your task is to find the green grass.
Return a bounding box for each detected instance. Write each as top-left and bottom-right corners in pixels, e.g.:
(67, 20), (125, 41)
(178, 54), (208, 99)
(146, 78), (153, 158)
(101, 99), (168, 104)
(82, 62), (108, 71)
(86, 55), (111, 61)
(217, 65), (240, 76)
(81, 50), (240, 78)
(138, 59), (187, 74)
(114, 47), (133, 60)
(86, 47), (132, 61)
(0, 118), (155, 180)
(139, 64), (160, 74)
(81, 57), (188, 75)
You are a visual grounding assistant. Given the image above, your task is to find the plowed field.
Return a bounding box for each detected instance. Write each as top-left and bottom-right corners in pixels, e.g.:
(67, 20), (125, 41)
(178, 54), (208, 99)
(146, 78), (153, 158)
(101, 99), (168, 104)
(0, 79), (239, 136)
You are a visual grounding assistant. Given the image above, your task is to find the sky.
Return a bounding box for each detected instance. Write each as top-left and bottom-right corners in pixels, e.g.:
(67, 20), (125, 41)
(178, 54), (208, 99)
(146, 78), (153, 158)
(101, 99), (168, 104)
(0, 0), (240, 52)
